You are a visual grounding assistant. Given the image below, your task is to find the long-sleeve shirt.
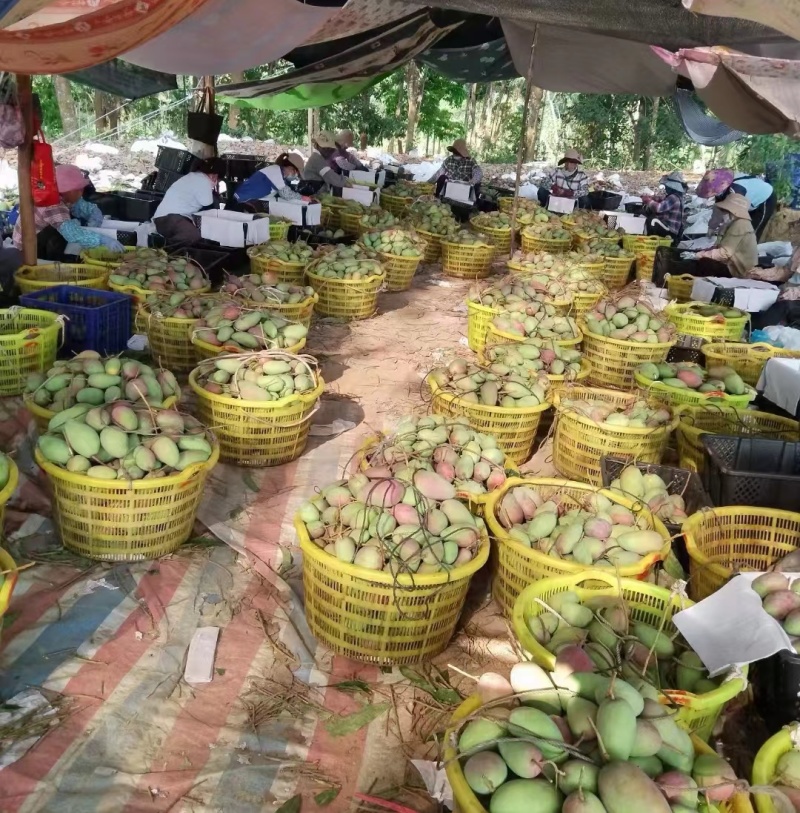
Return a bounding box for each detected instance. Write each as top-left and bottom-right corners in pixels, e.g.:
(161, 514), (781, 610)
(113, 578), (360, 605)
(541, 167), (589, 199)
(334, 146), (367, 172)
(647, 192), (684, 237)
(303, 150), (349, 190)
(428, 154), (482, 186)
(12, 197), (105, 250)
(234, 166), (302, 202)
(697, 216), (758, 278)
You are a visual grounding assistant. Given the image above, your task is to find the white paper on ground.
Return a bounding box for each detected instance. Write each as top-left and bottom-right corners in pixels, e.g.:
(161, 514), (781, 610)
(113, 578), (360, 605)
(758, 357), (800, 414)
(184, 626), (220, 684)
(411, 760), (454, 808)
(673, 573), (795, 677)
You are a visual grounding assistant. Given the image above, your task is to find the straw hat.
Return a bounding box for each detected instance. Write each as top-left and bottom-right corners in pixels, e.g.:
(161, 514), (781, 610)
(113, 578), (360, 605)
(336, 129), (355, 147)
(660, 171), (688, 195)
(447, 138), (470, 158)
(314, 130), (336, 149)
(284, 152), (305, 174)
(55, 164), (90, 193)
(716, 192), (751, 220)
(558, 149), (583, 166)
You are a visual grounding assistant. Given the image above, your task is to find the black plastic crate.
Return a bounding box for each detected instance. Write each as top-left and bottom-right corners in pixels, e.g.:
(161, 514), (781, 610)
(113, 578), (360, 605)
(155, 146), (198, 174)
(20, 285), (132, 356)
(653, 246), (697, 287)
(701, 436), (800, 511)
(87, 192), (122, 220)
(221, 153), (265, 180)
(587, 190), (622, 211)
(115, 191), (163, 222)
(753, 649), (800, 734)
(625, 202), (645, 216)
(153, 170), (182, 193)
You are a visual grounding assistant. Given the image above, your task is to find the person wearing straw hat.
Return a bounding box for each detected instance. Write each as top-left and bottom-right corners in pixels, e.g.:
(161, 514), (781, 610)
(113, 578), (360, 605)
(12, 163), (121, 260)
(427, 138), (483, 198)
(231, 152), (307, 211)
(301, 131), (353, 194)
(334, 129), (368, 172)
(537, 149), (590, 209)
(644, 171), (687, 242)
(686, 193), (758, 278)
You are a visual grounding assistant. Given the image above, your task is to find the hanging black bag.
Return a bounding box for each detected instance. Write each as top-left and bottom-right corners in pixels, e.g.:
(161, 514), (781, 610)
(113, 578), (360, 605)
(187, 87), (223, 146)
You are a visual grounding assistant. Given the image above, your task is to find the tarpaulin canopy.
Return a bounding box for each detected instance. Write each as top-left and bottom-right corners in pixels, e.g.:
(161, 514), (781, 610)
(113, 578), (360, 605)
(654, 46), (800, 135)
(684, 0), (800, 48)
(66, 59), (177, 100)
(673, 86), (746, 144)
(223, 75), (387, 111)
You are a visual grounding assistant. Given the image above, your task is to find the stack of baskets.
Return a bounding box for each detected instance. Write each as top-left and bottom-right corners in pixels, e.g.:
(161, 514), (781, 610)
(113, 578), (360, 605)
(305, 259), (385, 320)
(666, 273), (697, 302)
(484, 479), (671, 616)
(599, 254), (635, 290)
(189, 367), (324, 467)
(440, 240), (495, 279)
(579, 320), (676, 389)
(16, 263), (109, 295)
(635, 248), (658, 281)
(0, 308), (64, 396)
(552, 386), (678, 485)
(247, 249), (307, 285)
(427, 376), (550, 465)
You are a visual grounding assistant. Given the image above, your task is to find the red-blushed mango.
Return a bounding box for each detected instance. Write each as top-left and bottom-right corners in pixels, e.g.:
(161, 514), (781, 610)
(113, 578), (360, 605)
(691, 753), (737, 802)
(489, 779), (562, 813)
(764, 590), (800, 620)
(563, 790), (606, 813)
(655, 770), (698, 807)
(598, 761), (672, 813)
(412, 469), (456, 501)
(476, 672), (513, 705)
(497, 741), (543, 779)
(463, 751), (507, 795)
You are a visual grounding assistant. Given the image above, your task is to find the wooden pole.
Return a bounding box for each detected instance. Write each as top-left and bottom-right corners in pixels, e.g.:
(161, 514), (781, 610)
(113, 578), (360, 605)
(509, 26), (539, 255)
(203, 75), (215, 112)
(16, 74), (36, 267)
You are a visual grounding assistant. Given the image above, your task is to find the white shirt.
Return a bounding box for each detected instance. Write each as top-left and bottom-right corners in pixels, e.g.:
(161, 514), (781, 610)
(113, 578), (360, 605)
(154, 172), (215, 219)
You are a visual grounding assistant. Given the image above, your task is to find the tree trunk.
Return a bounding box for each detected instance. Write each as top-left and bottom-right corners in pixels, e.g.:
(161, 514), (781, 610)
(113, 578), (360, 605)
(425, 133), (430, 156)
(227, 72), (245, 130)
(404, 62), (424, 153)
(524, 85), (544, 161)
(94, 91), (108, 133)
(642, 97), (660, 171)
(53, 76), (78, 136)
(465, 83), (478, 147)
(476, 83), (496, 150)
(307, 108), (319, 149)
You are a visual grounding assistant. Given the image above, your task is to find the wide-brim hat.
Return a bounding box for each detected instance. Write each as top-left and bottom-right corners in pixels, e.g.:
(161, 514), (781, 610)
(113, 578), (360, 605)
(285, 152), (305, 174)
(716, 192), (751, 220)
(558, 149), (583, 165)
(314, 130), (336, 149)
(660, 171), (688, 193)
(55, 164), (90, 194)
(447, 138), (470, 158)
(696, 168), (734, 198)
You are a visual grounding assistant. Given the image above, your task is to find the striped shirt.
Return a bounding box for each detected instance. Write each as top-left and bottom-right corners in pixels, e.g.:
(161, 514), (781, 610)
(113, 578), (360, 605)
(12, 198), (104, 249)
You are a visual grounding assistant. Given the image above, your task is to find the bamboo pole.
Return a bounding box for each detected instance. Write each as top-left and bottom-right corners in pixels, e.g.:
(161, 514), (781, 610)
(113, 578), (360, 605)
(509, 26), (539, 255)
(16, 74), (36, 266)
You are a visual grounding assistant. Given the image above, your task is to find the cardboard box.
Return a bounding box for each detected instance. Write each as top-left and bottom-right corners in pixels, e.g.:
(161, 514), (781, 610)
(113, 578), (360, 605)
(342, 185), (378, 207)
(444, 181), (474, 203)
(348, 169), (386, 188)
(692, 277), (779, 312)
(269, 200), (322, 227)
(614, 213), (646, 234)
(198, 210), (271, 247)
(547, 196), (575, 214)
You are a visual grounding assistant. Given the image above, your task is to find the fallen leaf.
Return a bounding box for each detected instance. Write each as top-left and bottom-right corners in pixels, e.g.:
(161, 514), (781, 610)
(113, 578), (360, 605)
(275, 794), (302, 813)
(325, 701), (389, 737)
(242, 472), (259, 492)
(216, 668), (226, 676)
(331, 679), (371, 695)
(314, 787), (340, 807)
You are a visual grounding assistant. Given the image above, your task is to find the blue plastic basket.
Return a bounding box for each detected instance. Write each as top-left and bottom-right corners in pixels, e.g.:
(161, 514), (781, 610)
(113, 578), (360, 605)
(20, 285), (132, 356)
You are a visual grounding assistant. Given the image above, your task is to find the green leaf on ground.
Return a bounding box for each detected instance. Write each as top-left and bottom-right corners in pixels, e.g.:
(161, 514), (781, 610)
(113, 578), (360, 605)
(275, 795), (302, 813)
(331, 679), (371, 695)
(242, 472), (260, 492)
(325, 701), (389, 737)
(399, 666), (460, 705)
(314, 788), (340, 807)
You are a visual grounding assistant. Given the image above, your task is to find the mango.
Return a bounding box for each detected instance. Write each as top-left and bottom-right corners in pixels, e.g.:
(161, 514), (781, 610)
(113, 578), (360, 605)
(596, 698), (636, 761)
(562, 791), (606, 813)
(775, 749), (800, 789)
(651, 714), (694, 772)
(675, 651), (706, 693)
(594, 678), (644, 716)
(616, 530), (664, 556)
(489, 779), (562, 813)
(39, 435), (72, 465)
(764, 590), (800, 620)
(724, 373), (746, 396)
(559, 759), (599, 795)
(63, 421), (100, 458)
(463, 751), (507, 795)
(151, 436), (180, 468)
(497, 741), (543, 779)
(692, 753), (737, 802)
(598, 761), (672, 813)
(86, 465), (118, 480)
(458, 718), (505, 754)
(632, 622), (675, 659)
(99, 426), (129, 459)
(566, 696), (598, 741)
(509, 662), (562, 715)
(507, 707), (566, 762)
(752, 571), (790, 597)
(656, 771), (698, 807)
(630, 719), (662, 758)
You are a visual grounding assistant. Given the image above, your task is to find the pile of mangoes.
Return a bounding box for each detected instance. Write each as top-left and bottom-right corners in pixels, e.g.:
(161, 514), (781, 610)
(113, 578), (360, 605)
(558, 397), (672, 429)
(308, 244), (384, 280)
(221, 274), (315, 305)
(359, 207), (399, 230)
(193, 304), (308, 350)
(247, 240), (314, 265)
(110, 255), (208, 293)
(584, 296), (675, 344)
(360, 228), (424, 257)
(606, 464), (689, 525)
(445, 229), (494, 247)
(636, 361), (750, 397)
(472, 212), (513, 231)
(492, 311), (581, 343)
(484, 340), (583, 378)
(195, 352), (319, 401)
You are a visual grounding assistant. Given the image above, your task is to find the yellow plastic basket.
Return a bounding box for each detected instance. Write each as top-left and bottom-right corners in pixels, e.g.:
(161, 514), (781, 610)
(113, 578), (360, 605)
(486, 322), (582, 349)
(321, 206), (337, 229)
(666, 302), (750, 341)
(703, 342), (800, 387)
(109, 279), (212, 321)
(573, 232), (621, 250)
(339, 209), (364, 236)
(80, 246), (167, 269)
(305, 266), (384, 321)
(684, 506), (800, 601)
(136, 300), (211, 373)
(666, 273), (696, 303)
(484, 477), (671, 616)
(0, 458), (19, 530)
(412, 182), (434, 195)
(16, 263), (109, 294)
(633, 370), (755, 410)
(0, 309), (63, 396)
(570, 287), (606, 316)
(248, 251), (308, 284)
(444, 694), (754, 813)
(520, 231), (571, 254)
(471, 222), (512, 254)
(376, 251), (423, 292)
(635, 248), (657, 282)
(552, 386), (677, 485)
(622, 234), (673, 252)
(600, 255), (635, 290)
(440, 241), (495, 279)
(512, 571), (747, 740)
(189, 370), (323, 466)
(380, 192), (413, 217)
(466, 300), (502, 353)
(427, 377), (550, 465)
(192, 335), (306, 361)
(413, 227), (445, 262)
(752, 726), (798, 813)
(675, 405), (800, 474)
(269, 220), (291, 240)
(298, 516), (489, 665)
(579, 321), (676, 389)
(35, 443), (219, 562)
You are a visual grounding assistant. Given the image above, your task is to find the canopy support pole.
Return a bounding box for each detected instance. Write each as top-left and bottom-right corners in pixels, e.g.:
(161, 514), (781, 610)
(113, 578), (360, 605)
(16, 74), (36, 267)
(509, 26), (539, 255)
